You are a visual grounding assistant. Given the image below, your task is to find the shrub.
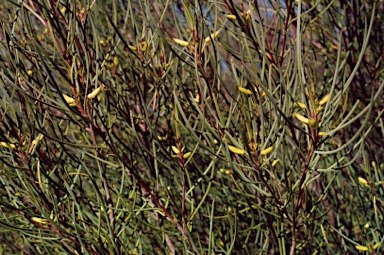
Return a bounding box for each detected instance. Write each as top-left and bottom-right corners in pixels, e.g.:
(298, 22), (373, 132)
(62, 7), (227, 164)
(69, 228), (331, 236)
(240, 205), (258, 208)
(0, 0), (383, 254)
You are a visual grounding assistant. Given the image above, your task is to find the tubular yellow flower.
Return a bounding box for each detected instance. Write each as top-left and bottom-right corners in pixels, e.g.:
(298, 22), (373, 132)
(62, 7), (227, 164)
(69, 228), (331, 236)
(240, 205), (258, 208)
(238, 87), (252, 95)
(183, 152), (192, 159)
(32, 134), (44, 145)
(358, 177), (369, 187)
(220, 168), (233, 175)
(260, 146), (273, 156)
(31, 217), (48, 225)
(171, 146), (180, 154)
(319, 94), (330, 105)
(228, 145), (245, 155)
(128, 45), (137, 51)
(294, 102), (307, 109)
(373, 242), (380, 249)
(113, 56), (119, 66)
(272, 159), (279, 167)
(173, 38), (189, 47)
(0, 142), (15, 149)
(157, 135), (167, 141)
(140, 41), (148, 52)
(355, 245), (368, 251)
(87, 87), (102, 99)
(63, 94), (76, 106)
(204, 30), (221, 43)
(318, 132), (326, 136)
(294, 113), (310, 124)
(226, 14), (237, 20)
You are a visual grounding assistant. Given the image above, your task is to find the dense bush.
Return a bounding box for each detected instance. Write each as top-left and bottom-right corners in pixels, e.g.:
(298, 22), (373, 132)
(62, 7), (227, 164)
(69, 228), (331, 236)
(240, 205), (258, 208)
(0, 0), (383, 254)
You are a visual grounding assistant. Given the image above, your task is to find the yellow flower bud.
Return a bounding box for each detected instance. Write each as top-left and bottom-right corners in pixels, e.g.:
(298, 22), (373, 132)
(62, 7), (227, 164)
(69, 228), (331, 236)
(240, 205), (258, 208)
(171, 146), (180, 154)
(62, 94), (76, 106)
(113, 56), (119, 66)
(355, 245), (368, 251)
(157, 135), (167, 141)
(0, 142), (16, 149)
(140, 41), (148, 52)
(238, 87), (252, 95)
(294, 102), (307, 109)
(319, 94), (330, 105)
(31, 217), (48, 225)
(204, 30), (221, 43)
(294, 113), (310, 124)
(358, 177), (369, 187)
(228, 145), (245, 155)
(183, 152), (192, 159)
(87, 87), (102, 99)
(226, 14), (237, 20)
(173, 38), (189, 47)
(260, 146), (273, 156)
(32, 134), (44, 145)
(128, 45), (137, 51)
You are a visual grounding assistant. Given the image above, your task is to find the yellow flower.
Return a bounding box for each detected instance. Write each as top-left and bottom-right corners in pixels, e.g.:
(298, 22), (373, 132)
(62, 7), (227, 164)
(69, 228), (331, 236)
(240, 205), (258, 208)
(294, 113), (310, 124)
(183, 152), (192, 159)
(31, 217), (48, 225)
(140, 41), (148, 52)
(228, 145), (245, 155)
(63, 94), (76, 106)
(173, 38), (189, 47)
(204, 30), (221, 43)
(226, 14), (237, 20)
(358, 177), (369, 188)
(0, 142), (16, 149)
(272, 159), (279, 167)
(128, 45), (137, 51)
(319, 94), (330, 105)
(113, 56), (119, 66)
(32, 134), (44, 145)
(171, 146), (180, 154)
(238, 87), (252, 95)
(260, 146), (273, 156)
(87, 87), (102, 99)
(355, 245), (368, 251)
(294, 102), (307, 109)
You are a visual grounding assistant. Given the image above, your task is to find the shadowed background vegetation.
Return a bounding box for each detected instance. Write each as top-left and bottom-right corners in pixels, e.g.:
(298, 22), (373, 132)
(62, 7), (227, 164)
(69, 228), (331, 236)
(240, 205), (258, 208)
(0, 0), (383, 254)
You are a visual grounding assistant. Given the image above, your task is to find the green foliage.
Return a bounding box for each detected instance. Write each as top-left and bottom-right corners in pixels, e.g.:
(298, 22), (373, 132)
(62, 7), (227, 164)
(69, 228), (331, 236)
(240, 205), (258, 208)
(0, 0), (383, 254)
